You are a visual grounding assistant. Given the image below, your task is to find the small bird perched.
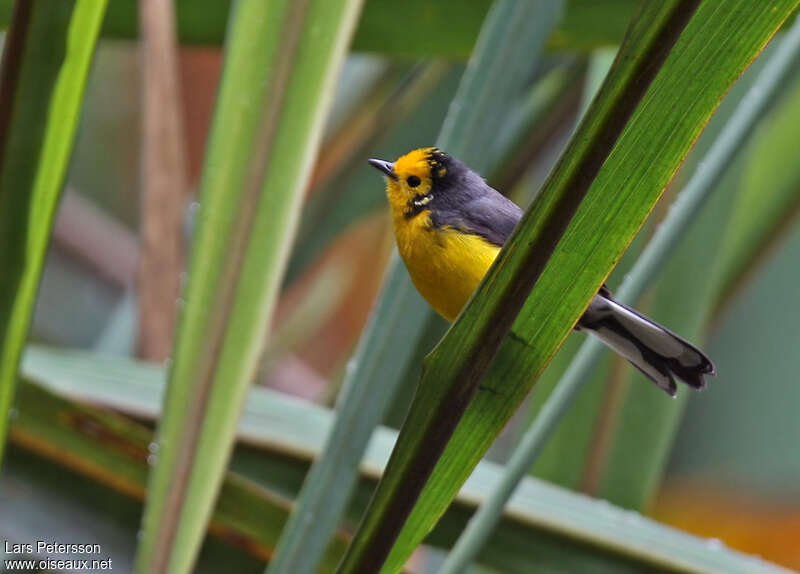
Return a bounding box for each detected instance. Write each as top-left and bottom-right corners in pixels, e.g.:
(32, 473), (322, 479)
(369, 147), (715, 396)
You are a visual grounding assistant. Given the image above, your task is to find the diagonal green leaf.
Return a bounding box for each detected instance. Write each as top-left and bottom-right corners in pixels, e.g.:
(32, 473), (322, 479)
(17, 345), (791, 574)
(0, 0), (107, 465)
(336, 2), (800, 572)
(133, 1), (363, 573)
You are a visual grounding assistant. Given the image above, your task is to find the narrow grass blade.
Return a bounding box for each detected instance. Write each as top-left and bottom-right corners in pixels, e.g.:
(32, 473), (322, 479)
(441, 19), (800, 570)
(133, 1), (363, 572)
(267, 3), (562, 573)
(336, 2), (800, 572)
(0, 0), (107, 465)
(16, 346), (792, 574)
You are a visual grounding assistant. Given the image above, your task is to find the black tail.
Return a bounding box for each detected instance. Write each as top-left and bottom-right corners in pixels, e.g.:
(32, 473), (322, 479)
(577, 288), (715, 396)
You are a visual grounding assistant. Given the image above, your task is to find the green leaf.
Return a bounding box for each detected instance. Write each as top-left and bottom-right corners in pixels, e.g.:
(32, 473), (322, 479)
(17, 345), (791, 574)
(335, 1), (800, 571)
(133, 1), (362, 573)
(267, 3), (563, 573)
(0, 0), (107, 465)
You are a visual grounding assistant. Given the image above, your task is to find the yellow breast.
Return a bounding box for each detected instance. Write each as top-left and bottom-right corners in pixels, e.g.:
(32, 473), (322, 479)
(393, 211), (500, 322)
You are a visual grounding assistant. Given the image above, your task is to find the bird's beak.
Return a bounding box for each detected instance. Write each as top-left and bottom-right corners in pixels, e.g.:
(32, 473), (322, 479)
(368, 158), (397, 180)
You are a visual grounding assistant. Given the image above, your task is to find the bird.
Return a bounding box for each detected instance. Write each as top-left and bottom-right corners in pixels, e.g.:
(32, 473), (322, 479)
(368, 147), (715, 396)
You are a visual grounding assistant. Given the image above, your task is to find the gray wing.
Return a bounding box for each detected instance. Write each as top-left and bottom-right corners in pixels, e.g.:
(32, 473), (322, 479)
(431, 180), (522, 247)
(463, 193), (523, 247)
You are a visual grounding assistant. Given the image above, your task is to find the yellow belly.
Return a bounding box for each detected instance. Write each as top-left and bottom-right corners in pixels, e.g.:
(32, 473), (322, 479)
(394, 212), (500, 322)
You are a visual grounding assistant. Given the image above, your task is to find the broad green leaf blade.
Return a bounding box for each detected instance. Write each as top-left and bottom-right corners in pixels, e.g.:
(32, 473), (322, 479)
(442, 23), (800, 568)
(8, 380), (349, 572)
(17, 346), (791, 574)
(0, 0), (107, 464)
(267, 3), (563, 572)
(133, 1), (363, 573)
(336, 2), (800, 572)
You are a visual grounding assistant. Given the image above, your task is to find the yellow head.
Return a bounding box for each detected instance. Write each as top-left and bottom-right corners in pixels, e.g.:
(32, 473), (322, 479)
(368, 147), (449, 218)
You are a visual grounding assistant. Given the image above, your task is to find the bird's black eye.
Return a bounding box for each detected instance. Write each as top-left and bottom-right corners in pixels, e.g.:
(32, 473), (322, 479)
(407, 175), (421, 188)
